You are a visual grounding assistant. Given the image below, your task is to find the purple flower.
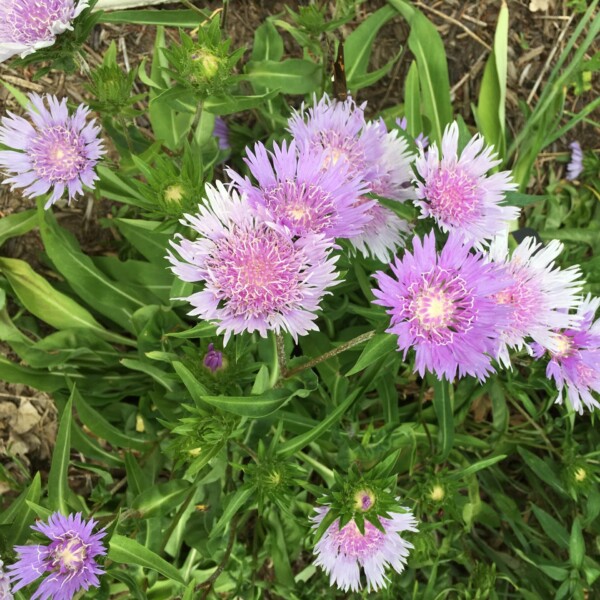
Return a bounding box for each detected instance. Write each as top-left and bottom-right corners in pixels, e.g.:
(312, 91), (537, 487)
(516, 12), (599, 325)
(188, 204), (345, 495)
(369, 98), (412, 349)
(414, 121), (518, 248)
(0, 560), (13, 600)
(228, 140), (370, 239)
(566, 141), (584, 181)
(288, 95), (416, 261)
(213, 116), (229, 151)
(488, 234), (583, 367)
(0, 0), (88, 62)
(168, 182), (339, 344)
(373, 232), (512, 381)
(533, 295), (600, 414)
(0, 94), (104, 208)
(7, 512), (106, 600)
(203, 342), (223, 372)
(312, 505), (418, 592)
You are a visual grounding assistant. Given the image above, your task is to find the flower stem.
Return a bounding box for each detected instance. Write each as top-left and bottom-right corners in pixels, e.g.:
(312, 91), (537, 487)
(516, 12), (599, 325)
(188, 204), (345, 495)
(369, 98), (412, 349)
(284, 330), (376, 379)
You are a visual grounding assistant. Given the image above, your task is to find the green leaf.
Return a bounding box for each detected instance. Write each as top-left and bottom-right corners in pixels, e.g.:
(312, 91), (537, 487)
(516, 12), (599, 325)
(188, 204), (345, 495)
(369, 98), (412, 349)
(448, 455), (507, 479)
(430, 375), (454, 462)
(505, 191), (547, 207)
(0, 210), (37, 247)
(404, 61), (423, 135)
(251, 20), (284, 62)
(244, 60), (321, 95)
(203, 90), (280, 116)
(540, 228), (600, 247)
(1, 473), (41, 545)
(345, 6), (396, 82)
(74, 386), (147, 451)
(108, 534), (186, 584)
(99, 8), (209, 27)
(531, 505), (569, 549)
(132, 480), (191, 519)
(212, 486), (255, 535)
(277, 389), (360, 458)
(201, 388), (292, 418)
(0, 355), (65, 392)
(475, 1), (508, 157)
(173, 361), (210, 407)
(48, 391), (73, 514)
(114, 218), (172, 266)
(569, 517), (584, 569)
(346, 334), (396, 376)
(38, 205), (145, 332)
(0, 257), (113, 337)
(518, 447), (566, 494)
(388, 0), (453, 144)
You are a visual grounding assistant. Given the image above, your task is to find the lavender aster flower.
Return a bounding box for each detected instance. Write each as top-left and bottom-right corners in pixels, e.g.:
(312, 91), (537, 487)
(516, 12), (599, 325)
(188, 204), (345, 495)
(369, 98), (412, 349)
(533, 295), (600, 414)
(7, 512), (106, 600)
(203, 342), (223, 372)
(168, 182), (339, 344)
(0, 94), (104, 208)
(566, 141), (584, 181)
(414, 121), (518, 248)
(0, 0), (88, 63)
(0, 560), (13, 600)
(488, 233), (583, 367)
(312, 506), (418, 592)
(373, 232), (512, 381)
(288, 95), (415, 261)
(228, 140), (370, 239)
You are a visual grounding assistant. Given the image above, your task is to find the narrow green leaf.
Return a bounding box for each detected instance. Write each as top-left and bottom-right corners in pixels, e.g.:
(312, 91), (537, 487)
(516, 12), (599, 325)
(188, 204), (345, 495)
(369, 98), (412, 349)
(74, 386), (147, 451)
(388, 0), (452, 144)
(569, 517), (584, 569)
(531, 505), (569, 549)
(2, 473), (41, 545)
(245, 59), (321, 95)
(404, 61), (423, 135)
(201, 388), (291, 418)
(213, 486), (255, 535)
(0, 355), (65, 392)
(108, 534), (186, 584)
(345, 5), (396, 82)
(518, 447), (566, 494)
(277, 390), (360, 458)
(346, 334), (396, 376)
(173, 361), (210, 407)
(448, 455), (507, 479)
(99, 8), (209, 27)
(0, 210), (37, 247)
(48, 392), (74, 513)
(132, 480), (191, 519)
(430, 375), (454, 462)
(203, 90), (280, 115)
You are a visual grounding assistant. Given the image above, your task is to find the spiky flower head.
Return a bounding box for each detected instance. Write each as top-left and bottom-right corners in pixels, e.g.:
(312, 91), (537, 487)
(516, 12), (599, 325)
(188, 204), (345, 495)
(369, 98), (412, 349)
(228, 140), (370, 239)
(487, 234), (583, 367)
(373, 232), (512, 381)
(414, 121), (518, 248)
(0, 94), (104, 208)
(168, 182), (339, 344)
(0, 559), (13, 600)
(533, 295), (600, 414)
(7, 512), (106, 600)
(312, 504), (417, 593)
(164, 18), (244, 99)
(0, 0), (88, 63)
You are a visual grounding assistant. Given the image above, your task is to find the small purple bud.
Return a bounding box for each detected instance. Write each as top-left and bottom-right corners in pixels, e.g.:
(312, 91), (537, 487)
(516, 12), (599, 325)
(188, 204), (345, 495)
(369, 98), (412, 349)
(566, 141), (584, 181)
(203, 343), (223, 372)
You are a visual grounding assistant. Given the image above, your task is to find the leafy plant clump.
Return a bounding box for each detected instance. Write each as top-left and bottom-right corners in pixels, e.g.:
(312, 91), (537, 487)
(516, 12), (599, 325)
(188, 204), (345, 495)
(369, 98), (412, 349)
(0, 1), (599, 599)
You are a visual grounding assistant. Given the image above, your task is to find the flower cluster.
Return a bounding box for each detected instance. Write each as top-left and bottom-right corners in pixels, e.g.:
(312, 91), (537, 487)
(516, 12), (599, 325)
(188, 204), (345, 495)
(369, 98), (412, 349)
(7, 512), (106, 600)
(168, 95), (419, 343)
